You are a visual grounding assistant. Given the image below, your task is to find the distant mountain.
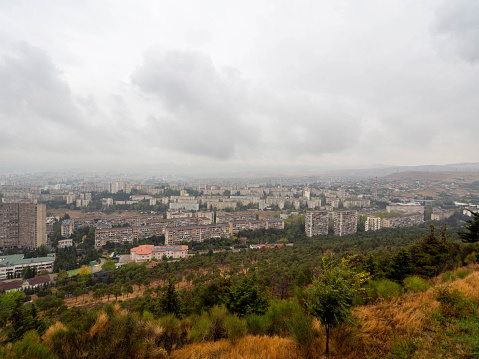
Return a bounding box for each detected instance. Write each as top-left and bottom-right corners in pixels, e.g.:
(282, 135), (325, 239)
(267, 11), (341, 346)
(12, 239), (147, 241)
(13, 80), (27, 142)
(323, 163), (479, 179)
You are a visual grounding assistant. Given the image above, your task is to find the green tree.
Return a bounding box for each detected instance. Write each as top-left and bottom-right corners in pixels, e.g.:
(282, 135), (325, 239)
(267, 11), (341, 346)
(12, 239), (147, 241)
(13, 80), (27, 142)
(160, 278), (182, 316)
(306, 257), (368, 355)
(458, 210), (479, 243)
(224, 275), (268, 317)
(101, 259), (116, 271)
(387, 249), (414, 283)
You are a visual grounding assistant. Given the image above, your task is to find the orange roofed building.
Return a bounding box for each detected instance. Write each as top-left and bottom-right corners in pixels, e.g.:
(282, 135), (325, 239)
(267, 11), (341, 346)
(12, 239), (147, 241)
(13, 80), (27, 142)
(130, 244), (189, 263)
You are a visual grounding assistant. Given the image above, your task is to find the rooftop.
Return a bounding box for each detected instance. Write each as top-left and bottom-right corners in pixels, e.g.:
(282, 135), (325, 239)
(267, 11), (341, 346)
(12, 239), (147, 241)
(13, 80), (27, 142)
(0, 254), (55, 267)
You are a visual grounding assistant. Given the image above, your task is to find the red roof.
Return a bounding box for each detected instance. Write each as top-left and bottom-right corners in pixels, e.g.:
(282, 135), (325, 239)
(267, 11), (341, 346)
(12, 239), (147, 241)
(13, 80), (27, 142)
(131, 244), (154, 255)
(27, 275), (52, 286)
(0, 281), (22, 291)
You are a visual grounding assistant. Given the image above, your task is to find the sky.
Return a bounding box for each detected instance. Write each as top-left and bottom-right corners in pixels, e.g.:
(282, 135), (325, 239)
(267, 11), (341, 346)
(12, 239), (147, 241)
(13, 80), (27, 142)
(0, 0), (478, 175)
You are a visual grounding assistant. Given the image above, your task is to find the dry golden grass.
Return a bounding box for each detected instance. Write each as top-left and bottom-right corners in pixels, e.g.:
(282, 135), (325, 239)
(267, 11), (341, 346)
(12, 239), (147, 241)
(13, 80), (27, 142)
(449, 266), (479, 299)
(170, 335), (301, 359)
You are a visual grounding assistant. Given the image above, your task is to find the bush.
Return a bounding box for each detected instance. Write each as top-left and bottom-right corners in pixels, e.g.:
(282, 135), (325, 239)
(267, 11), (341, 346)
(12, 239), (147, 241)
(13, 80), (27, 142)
(442, 271), (455, 283)
(189, 306), (228, 343)
(388, 337), (420, 359)
(456, 269), (469, 279)
(224, 315), (246, 343)
(189, 314), (211, 342)
(0, 330), (56, 359)
(265, 299), (303, 336)
(434, 287), (477, 319)
(246, 314), (271, 336)
(403, 276), (430, 293)
(287, 311), (316, 351)
(208, 305), (228, 341)
(369, 279), (402, 301)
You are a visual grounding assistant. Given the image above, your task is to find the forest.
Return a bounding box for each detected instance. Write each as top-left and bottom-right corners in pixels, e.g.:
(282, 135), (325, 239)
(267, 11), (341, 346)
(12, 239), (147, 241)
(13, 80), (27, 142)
(1, 213), (479, 358)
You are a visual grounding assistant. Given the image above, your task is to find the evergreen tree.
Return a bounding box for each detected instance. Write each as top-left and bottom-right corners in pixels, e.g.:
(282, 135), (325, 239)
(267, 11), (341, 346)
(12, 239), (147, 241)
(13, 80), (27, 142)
(458, 210), (479, 243)
(224, 275), (268, 317)
(160, 278), (182, 316)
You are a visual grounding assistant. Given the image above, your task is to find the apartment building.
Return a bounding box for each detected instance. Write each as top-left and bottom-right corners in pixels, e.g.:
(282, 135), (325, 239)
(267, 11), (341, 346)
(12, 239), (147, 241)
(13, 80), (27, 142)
(207, 201), (237, 210)
(228, 218), (284, 235)
(130, 244), (188, 263)
(169, 202), (200, 211)
(94, 217), (212, 247)
(166, 210), (194, 219)
(365, 216), (381, 231)
(165, 223), (230, 245)
(0, 203), (46, 249)
(305, 210), (329, 237)
(386, 205), (424, 215)
(431, 210), (454, 221)
(108, 181), (131, 194)
(344, 200), (371, 208)
(334, 210), (358, 236)
(216, 212), (257, 224)
(307, 199), (322, 209)
(381, 214), (424, 228)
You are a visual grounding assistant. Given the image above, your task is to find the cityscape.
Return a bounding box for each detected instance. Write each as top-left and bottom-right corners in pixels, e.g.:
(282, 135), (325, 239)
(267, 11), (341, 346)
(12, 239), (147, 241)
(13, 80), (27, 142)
(2, 0), (479, 357)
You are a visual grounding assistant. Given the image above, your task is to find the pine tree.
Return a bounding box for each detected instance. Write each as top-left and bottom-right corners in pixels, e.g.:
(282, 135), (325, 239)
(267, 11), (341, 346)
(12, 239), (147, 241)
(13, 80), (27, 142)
(458, 210), (479, 243)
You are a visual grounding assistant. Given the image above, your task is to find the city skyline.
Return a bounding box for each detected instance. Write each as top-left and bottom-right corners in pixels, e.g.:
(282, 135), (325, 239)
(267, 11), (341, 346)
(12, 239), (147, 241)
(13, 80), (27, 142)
(1, 1), (478, 173)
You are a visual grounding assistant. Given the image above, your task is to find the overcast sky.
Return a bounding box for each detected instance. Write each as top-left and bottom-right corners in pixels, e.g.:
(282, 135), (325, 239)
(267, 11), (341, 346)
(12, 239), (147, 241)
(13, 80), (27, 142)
(0, 0), (478, 175)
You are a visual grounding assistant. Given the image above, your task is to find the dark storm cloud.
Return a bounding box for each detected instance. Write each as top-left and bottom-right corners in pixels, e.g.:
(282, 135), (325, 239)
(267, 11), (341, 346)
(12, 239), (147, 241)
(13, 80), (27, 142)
(131, 49), (254, 159)
(131, 48), (363, 160)
(433, 0), (479, 63)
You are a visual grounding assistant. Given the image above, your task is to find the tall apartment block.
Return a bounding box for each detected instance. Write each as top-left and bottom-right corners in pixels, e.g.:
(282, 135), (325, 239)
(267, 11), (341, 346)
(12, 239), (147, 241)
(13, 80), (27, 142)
(334, 210), (357, 236)
(0, 203), (47, 249)
(305, 211), (329, 237)
(365, 216), (381, 231)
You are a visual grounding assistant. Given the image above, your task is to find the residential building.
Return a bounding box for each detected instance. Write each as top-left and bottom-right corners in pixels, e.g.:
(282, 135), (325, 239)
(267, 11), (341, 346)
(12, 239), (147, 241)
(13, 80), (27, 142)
(334, 210), (357, 236)
(169, 202), (200, 211)
(365, 216), (381, 231)
(0, 203), (47, 249)
(381, 214), (424, 228)
(61, 219), (74, 237)
(165, 223), (230, 245)
(386, 204), (424, 215)
(305, 211), (329, 237)
(431, 209), (454, 221)
(58, 239), (73, 248)
(228, 218), (284, 235)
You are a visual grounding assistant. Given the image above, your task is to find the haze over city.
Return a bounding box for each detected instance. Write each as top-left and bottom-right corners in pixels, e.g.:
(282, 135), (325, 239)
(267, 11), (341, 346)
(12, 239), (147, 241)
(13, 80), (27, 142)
(1, 1), (478, 175)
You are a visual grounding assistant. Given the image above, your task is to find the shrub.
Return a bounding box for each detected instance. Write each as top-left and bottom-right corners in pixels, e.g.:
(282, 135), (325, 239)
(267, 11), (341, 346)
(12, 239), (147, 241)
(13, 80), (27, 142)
(0, 330), (56, 359)
(208, 305), (228, 341)
(434, 287), (477, 319)
(287, 311), (316, 352)
(442, 271), (455, 283)
(189, 306), (228, 343)
(403, 276), (430, 293)
(246, 314), (271, 336)
(189, 314), (211, 342)
(265, 299), (303, 336)
(369, 279), (402, 301)
(456, 269), (469, 279)
(388, 337), (420, 359)
(224, 315), (246, 343)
